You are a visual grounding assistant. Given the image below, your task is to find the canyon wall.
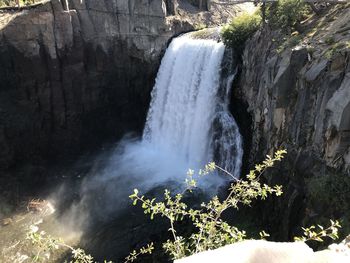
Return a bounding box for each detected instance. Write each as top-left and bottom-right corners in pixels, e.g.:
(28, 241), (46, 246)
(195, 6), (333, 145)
(0, 0), (176, 169)
(236, 5), (350, 239)
(0, 0), (249, 171)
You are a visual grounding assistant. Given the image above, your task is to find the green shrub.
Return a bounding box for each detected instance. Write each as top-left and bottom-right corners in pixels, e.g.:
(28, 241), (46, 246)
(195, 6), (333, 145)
(307, 173), (350, 215)
(128, 150), (341, 261)
(305, 172), (349, 242)
(19, 150), (341, 262)
(266, 0), (311, 29)
(325, 36), (336, 45)
(129, 150), (287, 260)
(221, 12), (262, 52)
(324, 42), (348, 59)
(276, 34), (302, 53)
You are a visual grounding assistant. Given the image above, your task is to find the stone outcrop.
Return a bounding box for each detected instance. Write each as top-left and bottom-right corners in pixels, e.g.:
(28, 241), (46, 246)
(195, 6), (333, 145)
(0, 0), (250, 170)
(235, 5), (350, 239)
(175, 239), (350, 263)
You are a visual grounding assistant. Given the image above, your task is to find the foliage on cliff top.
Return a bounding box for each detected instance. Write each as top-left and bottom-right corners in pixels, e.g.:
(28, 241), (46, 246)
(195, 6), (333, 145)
(265, 0), (311, 29)
(221, 12), (262, 52)
(221, 0), (312, 52)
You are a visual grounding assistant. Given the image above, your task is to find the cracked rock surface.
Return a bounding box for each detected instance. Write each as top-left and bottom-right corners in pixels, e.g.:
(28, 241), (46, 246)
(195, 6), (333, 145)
(236, 4), (350, 239)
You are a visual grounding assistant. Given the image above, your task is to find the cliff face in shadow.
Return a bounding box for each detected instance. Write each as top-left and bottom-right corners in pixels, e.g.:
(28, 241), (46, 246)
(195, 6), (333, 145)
(0, 0), (175, 169)
(0, 0), (188, 171)
(0, 0), (252, 171)
(236, 5), (350, 239)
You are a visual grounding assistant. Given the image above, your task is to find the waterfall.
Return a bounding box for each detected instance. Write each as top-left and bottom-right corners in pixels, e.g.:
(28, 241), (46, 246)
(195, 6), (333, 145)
(212, 73), (243, 179)
(143, 34), (243, 178)
(63, 33), (244, 229)
(82, 34), (244, 204)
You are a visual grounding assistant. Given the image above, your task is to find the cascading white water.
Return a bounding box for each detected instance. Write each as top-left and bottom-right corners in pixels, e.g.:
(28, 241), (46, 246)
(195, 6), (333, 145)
(77, 34), (243, 206)
(64, 33), (244, 227)
(143, 34), (243, 178)
(212, 73), (243, 179)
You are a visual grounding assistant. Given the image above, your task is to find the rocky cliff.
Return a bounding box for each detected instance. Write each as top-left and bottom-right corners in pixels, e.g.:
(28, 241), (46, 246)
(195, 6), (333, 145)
(236, 4), (350, 239)
(0, 0), (173, 169)
(0, 0), (249, 171)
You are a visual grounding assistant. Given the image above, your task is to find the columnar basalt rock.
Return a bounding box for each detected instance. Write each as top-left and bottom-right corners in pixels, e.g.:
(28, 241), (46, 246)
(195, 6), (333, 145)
(0, 0), (250, 171)
(0, 0), (167, 169)
(165, 0), (179, 15)
(236, 6), (350, 239)
(0, 0), (185, 170)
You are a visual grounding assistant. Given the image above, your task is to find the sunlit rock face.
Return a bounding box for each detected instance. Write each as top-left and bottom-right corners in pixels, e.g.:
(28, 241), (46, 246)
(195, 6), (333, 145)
(235, 6), (350, 240)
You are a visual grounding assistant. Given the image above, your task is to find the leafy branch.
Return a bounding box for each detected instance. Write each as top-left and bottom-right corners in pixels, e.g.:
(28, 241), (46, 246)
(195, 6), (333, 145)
(124, 243), (154, 263)
(22, 149), (342, 263)
(27, 225), (112, 263)
(294, 220), (341, 243)
(129, 150), (287, 260)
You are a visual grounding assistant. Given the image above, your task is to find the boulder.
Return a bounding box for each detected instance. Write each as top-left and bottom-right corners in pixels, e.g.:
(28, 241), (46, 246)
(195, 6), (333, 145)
(175, 240), (350, 263)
